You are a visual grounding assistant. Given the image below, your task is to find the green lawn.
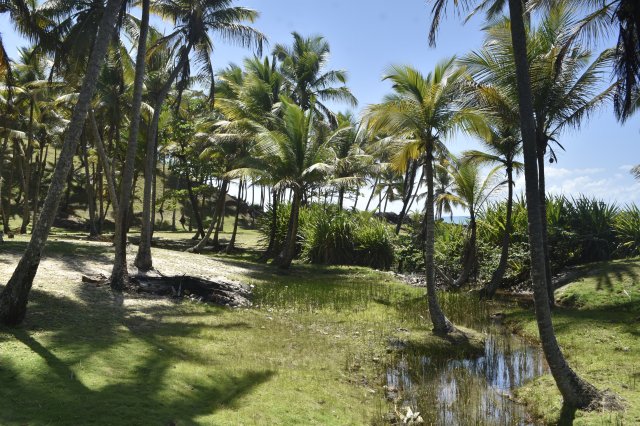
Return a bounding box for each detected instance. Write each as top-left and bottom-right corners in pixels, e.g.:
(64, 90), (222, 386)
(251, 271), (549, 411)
(2, 234), (638, 424)
(508, 259), (640, 425)
(0, 236), (440, 425)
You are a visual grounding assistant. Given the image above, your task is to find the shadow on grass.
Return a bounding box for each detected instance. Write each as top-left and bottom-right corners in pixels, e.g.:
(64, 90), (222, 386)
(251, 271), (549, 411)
(1, 239), (113, 271)
(589, 260), (639, 292)
(0, 288), (274, 425)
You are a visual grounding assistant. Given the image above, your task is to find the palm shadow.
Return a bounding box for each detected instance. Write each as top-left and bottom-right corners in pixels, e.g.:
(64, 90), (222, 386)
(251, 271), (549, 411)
(0, 287), (274, 424)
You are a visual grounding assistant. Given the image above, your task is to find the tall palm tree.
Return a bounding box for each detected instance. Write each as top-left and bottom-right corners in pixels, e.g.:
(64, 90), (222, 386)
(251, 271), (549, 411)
(365, 60), (482, 334)
(273, 32), (357, 123)
(463, 83), (522, 297)
(533, 0), (640, 121)
(428, 0), (605, 410)
(11, 47), (52, 234)
(134, 0), (266, 272)
(463, 7), (616, 305)
(255, 97), (334, 269)
(110, 0), (151, 289)
(1, 0), (125, 326)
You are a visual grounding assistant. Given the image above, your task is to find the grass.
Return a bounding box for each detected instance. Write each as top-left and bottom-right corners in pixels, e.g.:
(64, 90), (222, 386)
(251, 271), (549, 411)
(507, 258), (640, 425)
(1, 233), (484, 425)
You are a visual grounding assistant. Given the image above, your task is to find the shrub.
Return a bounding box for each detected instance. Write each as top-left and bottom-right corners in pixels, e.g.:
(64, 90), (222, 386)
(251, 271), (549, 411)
(258, 203), (395, 269)
(614, 205), (640, 257)
(301, 206), (395, 270)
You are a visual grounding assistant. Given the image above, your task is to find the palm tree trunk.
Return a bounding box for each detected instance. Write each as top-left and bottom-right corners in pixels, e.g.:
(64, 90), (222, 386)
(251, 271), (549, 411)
(260, 188), (279, 261)
(424, 151), (454, 334)
(507, 0), (601, 407)
(337, 186), (344, 210)
(453, 212), (476, 288)
(484, 166), (514, 298)
(395, 160), (418, 234)
(365, 174), (379, 211)
(405, 167), (424, 218)
(89, 109), (118, 214)
(537, 142), (555, 307)
(111, 0), (150, 290)
(31, 144), (47, 232)
(81, 132), (99, 237)
(226, 179), (243, 253)
(20, 100), (34, 234)
(275, 186), (301, 269)
(0, 132), (9, 233)
(0, 0), (123, 326)
(184, 167), (205, 239)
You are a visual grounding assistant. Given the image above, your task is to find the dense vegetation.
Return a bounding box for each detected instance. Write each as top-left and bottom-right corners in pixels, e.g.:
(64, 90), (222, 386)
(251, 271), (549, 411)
(1, 0), (639, 423)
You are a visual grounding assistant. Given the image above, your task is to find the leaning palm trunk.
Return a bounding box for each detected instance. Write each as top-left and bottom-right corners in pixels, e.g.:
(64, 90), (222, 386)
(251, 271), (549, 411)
(0, 0), (123, 326)
(395, 160), (418, 234)
(81, 133), (99, 237)
(89, 109), (118, 214)
(483, 167), (514, 298)
(275, 187), (301, 269)
(190, 179), (228, 253)
(507, 0), (602, 408)
(424, 152), (454, 334)
(111, 0), (151, 290)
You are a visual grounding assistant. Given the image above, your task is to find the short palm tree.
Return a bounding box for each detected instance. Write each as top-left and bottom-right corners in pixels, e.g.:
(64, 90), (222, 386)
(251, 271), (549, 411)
(329, 112), (373, 210)
(365, 60), (483, 334)
(462, 7), (616, 305)
(443, 156), (502, 287)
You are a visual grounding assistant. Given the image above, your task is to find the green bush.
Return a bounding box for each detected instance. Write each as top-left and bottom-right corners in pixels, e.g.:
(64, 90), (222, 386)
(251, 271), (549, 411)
(258, 203), (395, 269)
(614, 205), (640, 257)
(301, 206), (395, 269)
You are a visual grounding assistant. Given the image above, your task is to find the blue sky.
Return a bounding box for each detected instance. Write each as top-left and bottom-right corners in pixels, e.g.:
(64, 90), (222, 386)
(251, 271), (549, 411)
(1, 1), (639, 213)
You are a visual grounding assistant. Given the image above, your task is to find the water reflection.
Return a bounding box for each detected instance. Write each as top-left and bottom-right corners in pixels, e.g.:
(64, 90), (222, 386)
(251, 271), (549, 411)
(386, 325), (547, 425)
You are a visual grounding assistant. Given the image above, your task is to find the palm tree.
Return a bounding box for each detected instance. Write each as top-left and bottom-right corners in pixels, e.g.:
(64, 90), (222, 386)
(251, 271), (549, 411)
(533, 0), (640, 121)
(110, 0), (151, 289)
(442, 156), (502, 287)
(433, 158), (454, 220)
(10, 47), (50, 234)
(466, 128), (522, 296)
(365, 60), (482, 334)
(134, 0), (266, 272)
(463, 7), (616, 305)
(255, 97), (334, 269)
(1, 0), (125, 326)
(329, 112), (372, 210)
(462, 83), (522, 297)
(273, 32), (357, 123)
(428, 0), (606, 410)
(214, 56), (285, 259)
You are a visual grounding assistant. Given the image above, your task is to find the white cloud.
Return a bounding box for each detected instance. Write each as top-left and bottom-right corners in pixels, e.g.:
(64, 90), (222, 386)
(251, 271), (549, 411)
(513, 165), (640, 206)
